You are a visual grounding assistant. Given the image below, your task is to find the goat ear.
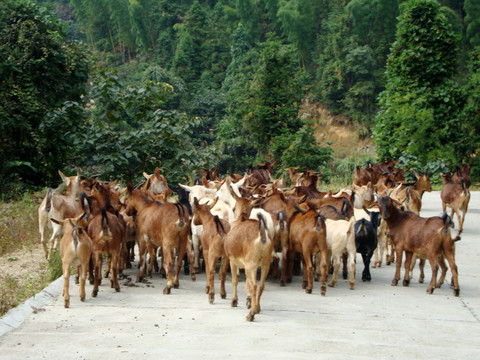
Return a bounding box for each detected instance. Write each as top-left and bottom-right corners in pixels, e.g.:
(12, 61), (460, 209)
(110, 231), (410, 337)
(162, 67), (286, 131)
(143, 172), (150, 179)
(127, 181), (134, 193)
(58, 170), (68, 183)
(193, 197), (200, 207)
(76, 212), (87, 223)
(209, 197), (219, 210)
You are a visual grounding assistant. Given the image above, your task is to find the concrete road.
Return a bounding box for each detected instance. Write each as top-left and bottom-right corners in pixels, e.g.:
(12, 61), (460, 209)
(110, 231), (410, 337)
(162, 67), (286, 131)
(1, 191), (479, 359)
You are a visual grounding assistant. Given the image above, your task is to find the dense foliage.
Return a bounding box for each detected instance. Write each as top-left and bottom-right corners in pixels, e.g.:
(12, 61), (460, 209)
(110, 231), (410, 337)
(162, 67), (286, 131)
(0, 0), (479, 197)
(0, 0), (89, 194)
(374, 0), (478, 171)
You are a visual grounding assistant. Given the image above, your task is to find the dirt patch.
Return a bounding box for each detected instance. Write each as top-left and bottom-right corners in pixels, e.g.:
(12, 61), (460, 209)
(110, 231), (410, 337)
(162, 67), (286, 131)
(300, 99), (376, 159)
(0, 246), (48, 283)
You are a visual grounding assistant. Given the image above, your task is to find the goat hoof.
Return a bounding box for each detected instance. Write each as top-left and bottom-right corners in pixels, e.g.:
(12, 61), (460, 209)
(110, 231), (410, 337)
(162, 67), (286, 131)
(320, 286), (326, 296)
(403, 279), (410, 287)
(184, 267), (190, 276)
(92, 289), (98, 297)
(279, 279), (286, 287)
(286, 278), (292, 284)
(191, 274), (196, 282)
(426, 287), (434, 294)
(328, 281), (335, 288)
(221, 292), (226, 299)
(163, 286), (171, 295)
(246, 297), (252, 309)
(454, 288), (460, 296)
(302, 280), (307, 289)
(419, 278), (424, 284)
(80, 295), (85, 302)
(173, 283), (179, 289)
(231, 299), (238, 307)
(391, 279), (398, 286)
(342, 273), (348, 280)
(209, 294), (214, 304)
(306, 287), (312, 294)
(115, 287), (120, 292)
(246, 312), (255, 322)
(64, 300), (70, 308)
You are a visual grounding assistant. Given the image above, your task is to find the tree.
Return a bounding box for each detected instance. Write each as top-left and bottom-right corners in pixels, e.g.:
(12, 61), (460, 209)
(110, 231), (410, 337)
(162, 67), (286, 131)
(374, 0), (466, 168)
(0, 0), (89, 192)
(247, 35), (303, 159)
(315, 0), (354, 113)
(464, 0), (480, 49)
(73, 70), (218, 184)
(216, 23), (259, 173)
(458, 49), (480, 180)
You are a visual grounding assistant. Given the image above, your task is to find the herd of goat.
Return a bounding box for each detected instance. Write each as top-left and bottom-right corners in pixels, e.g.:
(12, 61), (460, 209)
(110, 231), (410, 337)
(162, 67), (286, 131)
(37, 160), (472, 321)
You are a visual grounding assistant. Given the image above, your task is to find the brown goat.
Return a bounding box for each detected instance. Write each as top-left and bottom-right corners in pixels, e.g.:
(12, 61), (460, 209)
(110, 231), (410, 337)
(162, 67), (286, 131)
(88, 208), (125, 297)
(288, 209), (328, 295)
(306, 191), (355, 220)
(441, 174), (470, 234)
(452, 165), (472, 188)
(193, 197), (230, 304)
(377, 194), (460, 296)
(51, 214), (92, 308)
(124, 184), (194, 293)
(224, 213), (273, 321)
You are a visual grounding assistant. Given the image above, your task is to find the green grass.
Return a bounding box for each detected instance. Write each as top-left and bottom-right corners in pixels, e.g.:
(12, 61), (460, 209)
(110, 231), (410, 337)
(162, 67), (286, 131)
(0, 264), (51, 315)
(0, 191), (42, 256)
(0, 191), (62, 316)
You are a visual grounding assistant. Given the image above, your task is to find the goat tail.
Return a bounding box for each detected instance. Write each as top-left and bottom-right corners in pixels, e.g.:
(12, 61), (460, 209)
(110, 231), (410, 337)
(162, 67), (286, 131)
(72, 228), (80, 251)
(45, 188), (53, 213)
(355, 218), (367, 237)
(277, 210), (286, 231)
(101, 207), (109, 238)
(461, 179), (469, 197)
(175, 202), (185, 227)
(315, 214), (325, 232)
(214, 215), (226, 237)
(257, 213), (267, 244)
(441, 213), (455, 231)
(440, 214), (461, 242)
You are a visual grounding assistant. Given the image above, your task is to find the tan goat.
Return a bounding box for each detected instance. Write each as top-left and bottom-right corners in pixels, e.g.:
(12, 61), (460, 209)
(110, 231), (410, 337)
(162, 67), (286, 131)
(325, 218), (356, 289)
(224, 213), (273, 321)
(38, 168), (88, 259)
(51, 214), (93, 308)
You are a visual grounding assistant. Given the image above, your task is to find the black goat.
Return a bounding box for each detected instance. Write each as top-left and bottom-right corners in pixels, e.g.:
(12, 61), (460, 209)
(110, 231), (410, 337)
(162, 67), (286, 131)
(354, 207), (381, 281)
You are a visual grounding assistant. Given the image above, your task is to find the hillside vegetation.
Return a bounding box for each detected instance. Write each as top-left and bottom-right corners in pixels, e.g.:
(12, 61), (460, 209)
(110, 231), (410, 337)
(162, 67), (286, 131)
(1, 0), (479, 198)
